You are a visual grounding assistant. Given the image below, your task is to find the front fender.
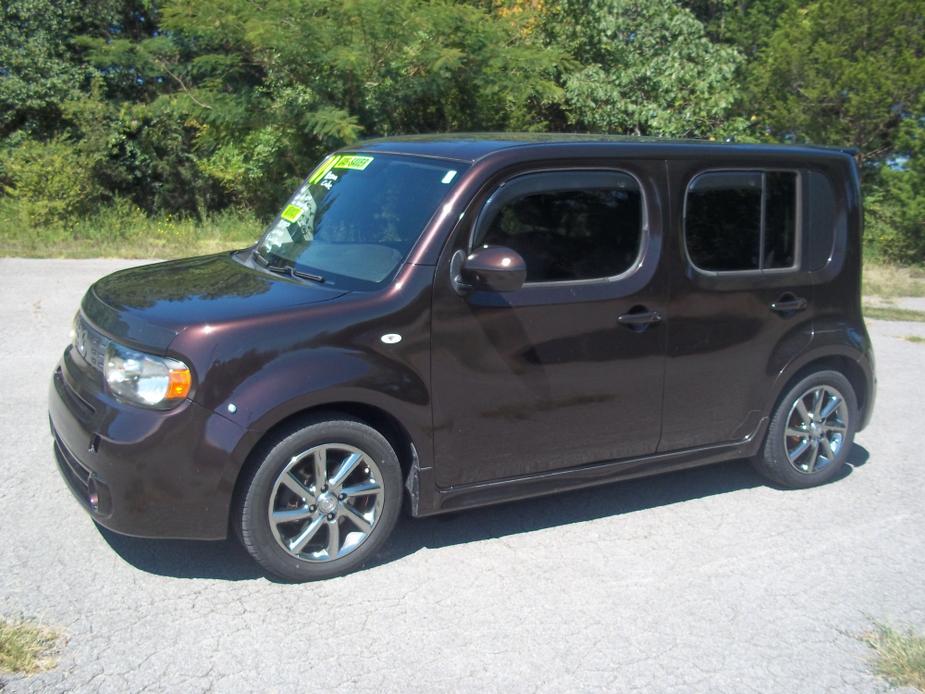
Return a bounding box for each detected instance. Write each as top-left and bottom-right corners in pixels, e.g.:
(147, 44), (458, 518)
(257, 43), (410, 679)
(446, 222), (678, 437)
(169, 264), (436, 485)
(231, 345), (431, 451)
(214, 344), (434, 502)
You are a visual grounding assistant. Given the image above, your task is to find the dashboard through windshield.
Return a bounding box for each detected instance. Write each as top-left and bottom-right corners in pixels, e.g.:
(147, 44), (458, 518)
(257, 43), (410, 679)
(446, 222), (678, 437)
(256, 153), (467, 291)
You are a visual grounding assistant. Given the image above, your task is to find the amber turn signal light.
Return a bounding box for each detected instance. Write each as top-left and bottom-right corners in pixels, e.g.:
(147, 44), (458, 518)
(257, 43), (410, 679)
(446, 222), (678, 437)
(167, 368), (192, 400)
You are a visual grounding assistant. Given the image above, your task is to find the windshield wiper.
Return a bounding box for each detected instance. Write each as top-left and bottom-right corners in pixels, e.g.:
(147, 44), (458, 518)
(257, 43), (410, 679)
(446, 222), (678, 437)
(253, 246), (271, 266)
(252, 246), (325, 283)
(265, 262), (325, 284)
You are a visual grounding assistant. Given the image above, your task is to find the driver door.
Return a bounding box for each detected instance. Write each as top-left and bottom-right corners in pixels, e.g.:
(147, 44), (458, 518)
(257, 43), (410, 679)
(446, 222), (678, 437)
(430, 163), (669, 487)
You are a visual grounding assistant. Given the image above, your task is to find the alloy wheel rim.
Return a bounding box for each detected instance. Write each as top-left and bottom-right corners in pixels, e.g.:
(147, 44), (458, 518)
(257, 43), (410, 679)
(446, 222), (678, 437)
(268, 443), (384, 562)
(783, 385), (849, 474)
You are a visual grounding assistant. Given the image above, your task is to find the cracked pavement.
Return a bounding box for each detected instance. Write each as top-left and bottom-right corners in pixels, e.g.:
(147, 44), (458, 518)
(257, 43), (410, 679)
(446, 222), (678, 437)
(1, 258), (923, 692)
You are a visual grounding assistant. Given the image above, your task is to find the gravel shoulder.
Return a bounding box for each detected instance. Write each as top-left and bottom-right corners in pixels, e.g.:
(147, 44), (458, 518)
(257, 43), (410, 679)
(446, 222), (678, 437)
(1, 258), (923, 693)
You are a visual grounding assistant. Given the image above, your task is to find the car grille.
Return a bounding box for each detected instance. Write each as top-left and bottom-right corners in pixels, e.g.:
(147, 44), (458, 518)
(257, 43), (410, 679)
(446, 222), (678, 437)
(73, 316), (111, 373)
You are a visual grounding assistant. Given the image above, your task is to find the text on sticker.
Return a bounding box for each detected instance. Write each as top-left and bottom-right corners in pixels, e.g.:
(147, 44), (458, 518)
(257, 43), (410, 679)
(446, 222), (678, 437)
(333, 155), (374, 171)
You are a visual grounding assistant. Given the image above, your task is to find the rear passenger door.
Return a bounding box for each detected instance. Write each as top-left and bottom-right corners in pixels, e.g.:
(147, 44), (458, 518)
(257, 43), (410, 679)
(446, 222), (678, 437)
(659, 162), (815, 451)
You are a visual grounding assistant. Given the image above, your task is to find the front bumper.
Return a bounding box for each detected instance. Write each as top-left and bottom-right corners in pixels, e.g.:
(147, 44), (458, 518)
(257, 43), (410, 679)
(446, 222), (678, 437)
(48, 347), (248, 540)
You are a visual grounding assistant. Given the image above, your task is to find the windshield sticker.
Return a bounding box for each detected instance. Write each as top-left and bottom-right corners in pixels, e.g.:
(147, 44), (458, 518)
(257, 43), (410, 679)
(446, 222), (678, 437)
(441, 169), (457, 184)
(280, 204), (303, 223)
(334, 155), (374, 171)
(307, 156), (338, 185)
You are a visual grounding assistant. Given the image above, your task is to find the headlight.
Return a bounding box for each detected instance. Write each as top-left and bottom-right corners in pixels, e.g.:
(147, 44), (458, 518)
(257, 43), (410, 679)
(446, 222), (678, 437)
(104, 342), (192, 408)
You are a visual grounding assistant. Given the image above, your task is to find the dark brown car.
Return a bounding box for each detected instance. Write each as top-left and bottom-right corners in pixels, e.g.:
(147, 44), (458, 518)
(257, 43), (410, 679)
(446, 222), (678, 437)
(48, 134), (876, 581)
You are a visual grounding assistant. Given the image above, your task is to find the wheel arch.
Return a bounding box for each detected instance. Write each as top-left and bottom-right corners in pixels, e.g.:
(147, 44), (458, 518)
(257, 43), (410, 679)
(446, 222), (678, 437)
(229, 401), (420, 532)
(770, 353), (869, 426)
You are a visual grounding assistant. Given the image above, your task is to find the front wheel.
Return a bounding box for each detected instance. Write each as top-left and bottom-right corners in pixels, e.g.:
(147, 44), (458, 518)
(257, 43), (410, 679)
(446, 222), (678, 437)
(752, 370), (858, 488)
(236, 417), (403, 581)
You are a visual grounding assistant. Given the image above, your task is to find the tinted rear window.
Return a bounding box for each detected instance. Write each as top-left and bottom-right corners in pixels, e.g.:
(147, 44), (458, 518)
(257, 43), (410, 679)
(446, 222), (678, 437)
(685, 170), (799, 272)
(764, 172), (798, 268)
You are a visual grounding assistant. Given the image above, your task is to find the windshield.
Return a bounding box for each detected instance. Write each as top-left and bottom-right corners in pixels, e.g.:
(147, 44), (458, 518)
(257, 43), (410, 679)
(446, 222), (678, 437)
(256, 153), (466, 290)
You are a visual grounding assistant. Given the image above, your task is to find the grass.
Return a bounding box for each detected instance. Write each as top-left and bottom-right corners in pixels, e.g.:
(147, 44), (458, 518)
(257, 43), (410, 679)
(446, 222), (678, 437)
(863, 262), (925, 299)
(863, 624), (925, 691)
(0, 618), (60, 675)
(0, 200), (260, 259)
(863, 305), (925, 322)
(904, 335), (925, 343)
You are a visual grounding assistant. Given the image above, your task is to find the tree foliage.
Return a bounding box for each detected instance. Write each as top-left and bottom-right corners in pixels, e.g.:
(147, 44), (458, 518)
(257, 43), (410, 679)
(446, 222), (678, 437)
(683, 0), (797, 58)
(747, 0), (925, 165)
(0, 0), (88, 139)
(549, 0), (746, 137)
(0, 0), (923, 261)
(866, 95), (925, 263)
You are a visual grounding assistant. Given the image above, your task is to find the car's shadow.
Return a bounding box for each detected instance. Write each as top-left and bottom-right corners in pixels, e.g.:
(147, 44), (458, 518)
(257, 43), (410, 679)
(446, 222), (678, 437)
(98, 443), (870, 581)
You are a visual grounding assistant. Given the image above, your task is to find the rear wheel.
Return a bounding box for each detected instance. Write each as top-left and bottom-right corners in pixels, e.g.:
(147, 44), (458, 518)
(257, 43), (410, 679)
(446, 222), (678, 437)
(237, 417), (402, 581)
(752, 370), (858, 488)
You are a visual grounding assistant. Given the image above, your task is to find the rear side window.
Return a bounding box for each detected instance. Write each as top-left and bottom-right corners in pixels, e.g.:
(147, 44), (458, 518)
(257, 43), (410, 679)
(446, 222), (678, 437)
(481, 180), (642, 283)
(685, 170), (799, 272)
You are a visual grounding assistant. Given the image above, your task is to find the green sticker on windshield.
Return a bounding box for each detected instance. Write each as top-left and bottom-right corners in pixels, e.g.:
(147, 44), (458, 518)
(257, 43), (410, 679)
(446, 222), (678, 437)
(307, 156), (338, 185)
(334, 155), (374, 171)
(280, 204), (303, 223)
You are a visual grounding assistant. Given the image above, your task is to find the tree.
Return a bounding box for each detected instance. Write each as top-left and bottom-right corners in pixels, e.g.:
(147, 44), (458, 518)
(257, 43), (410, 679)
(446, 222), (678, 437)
(0, 0), (87, 139)
(683, 0), (799, 58)
(146, 0), (564, 213)
(2, 0), (565, 217)
(1, 0), (922, 264)
(544, 0), (746, 138)
(866, 96), (925, 263)
(748, 0), (925, 166)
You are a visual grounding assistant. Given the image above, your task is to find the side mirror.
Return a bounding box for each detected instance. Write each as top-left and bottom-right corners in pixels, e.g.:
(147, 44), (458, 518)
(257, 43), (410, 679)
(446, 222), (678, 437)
(453, 246), (527, 294)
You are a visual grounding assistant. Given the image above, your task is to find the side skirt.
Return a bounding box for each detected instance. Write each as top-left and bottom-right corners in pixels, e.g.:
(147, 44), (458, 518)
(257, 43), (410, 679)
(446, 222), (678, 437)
(410, 417), (769, 517)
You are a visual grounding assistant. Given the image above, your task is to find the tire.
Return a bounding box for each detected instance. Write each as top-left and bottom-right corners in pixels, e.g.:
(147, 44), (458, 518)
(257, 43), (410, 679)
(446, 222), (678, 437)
(236, 416), (402, 581)
(751, 370), (858, 489)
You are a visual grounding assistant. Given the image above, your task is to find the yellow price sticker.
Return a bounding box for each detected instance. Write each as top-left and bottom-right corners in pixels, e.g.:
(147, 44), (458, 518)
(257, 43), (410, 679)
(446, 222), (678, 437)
(280, 204), (303, 223)
(333, 155), (374, 171)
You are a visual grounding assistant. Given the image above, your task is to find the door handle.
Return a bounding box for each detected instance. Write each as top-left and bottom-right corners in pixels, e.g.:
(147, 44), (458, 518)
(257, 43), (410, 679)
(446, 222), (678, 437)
(617, 307), (662, 331)
(770, 294), (808, 314)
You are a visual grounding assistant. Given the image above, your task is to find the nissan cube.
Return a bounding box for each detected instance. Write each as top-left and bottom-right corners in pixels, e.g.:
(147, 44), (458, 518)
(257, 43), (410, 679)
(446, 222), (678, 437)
(49, 135), (876, 581)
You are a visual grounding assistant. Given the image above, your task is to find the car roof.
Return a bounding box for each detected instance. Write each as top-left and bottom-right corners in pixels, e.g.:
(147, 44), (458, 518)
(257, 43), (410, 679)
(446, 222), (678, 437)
(348, 132), (856, 163)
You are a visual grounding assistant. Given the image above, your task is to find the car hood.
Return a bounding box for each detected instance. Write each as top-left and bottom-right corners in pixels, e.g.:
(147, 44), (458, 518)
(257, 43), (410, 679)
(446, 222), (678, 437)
(81, 252), (349, 351)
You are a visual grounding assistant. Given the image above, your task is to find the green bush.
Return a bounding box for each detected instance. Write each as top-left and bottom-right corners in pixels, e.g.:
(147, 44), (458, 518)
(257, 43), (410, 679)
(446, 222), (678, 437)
(865, 185), (925, 264)
(0, 138), (101, 225)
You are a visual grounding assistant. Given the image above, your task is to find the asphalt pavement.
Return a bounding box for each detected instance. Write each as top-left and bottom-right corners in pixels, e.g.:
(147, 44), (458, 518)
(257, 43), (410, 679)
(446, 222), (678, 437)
(1, 258), (924, 692)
